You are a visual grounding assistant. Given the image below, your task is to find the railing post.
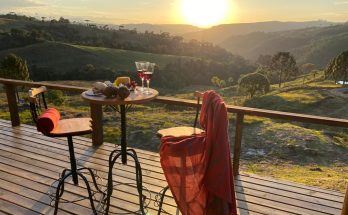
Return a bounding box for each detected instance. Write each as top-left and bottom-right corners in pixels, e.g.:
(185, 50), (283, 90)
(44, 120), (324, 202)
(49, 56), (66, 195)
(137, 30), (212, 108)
(233, 113), (244, 176)
(5, 84), (20, 126)
(90, 103), (103, 146)
(342, 185), (348, 215)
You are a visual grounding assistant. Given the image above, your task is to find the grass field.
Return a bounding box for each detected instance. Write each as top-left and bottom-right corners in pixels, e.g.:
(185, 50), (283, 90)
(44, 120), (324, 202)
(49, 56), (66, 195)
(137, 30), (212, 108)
(0, 41), (196, 75)
(72, 44), (196, 70)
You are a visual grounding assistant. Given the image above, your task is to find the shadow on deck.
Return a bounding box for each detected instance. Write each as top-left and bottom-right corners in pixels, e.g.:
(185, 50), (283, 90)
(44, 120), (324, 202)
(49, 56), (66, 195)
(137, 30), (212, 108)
(0, 119), (344, 215)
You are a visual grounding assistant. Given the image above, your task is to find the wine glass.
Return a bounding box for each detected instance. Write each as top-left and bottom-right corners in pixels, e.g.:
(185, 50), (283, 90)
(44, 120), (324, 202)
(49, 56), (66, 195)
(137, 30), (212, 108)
(135, 61), (149, 92)
(144, 63), (155, 94)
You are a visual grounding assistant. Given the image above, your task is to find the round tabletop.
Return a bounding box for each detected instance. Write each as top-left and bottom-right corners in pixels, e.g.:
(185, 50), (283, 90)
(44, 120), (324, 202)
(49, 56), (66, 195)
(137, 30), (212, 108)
(81, 88), (159, 105)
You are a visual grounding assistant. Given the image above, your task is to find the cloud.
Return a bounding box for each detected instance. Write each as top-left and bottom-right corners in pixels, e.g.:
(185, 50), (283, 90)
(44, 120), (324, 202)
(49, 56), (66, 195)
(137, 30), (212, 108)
(334, 1), (348, 5)
(1, 0), (45, 8)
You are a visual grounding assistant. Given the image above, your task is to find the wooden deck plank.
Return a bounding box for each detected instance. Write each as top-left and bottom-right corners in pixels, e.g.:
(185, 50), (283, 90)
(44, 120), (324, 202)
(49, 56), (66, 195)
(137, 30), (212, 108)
(0, 197), (38, 215)
(0, 135), (170, 200)
(0, 123), (343, 201)
(0, 124), (342, 208)
(0, 137), (274, 214)
(0, 120), (345, 215)
(235, 180), (343, 210)
(0, 179), (90, 215)
(0, 163), (133, 215)
(0, 188), (68, 215)
(242, 173), (345, 197)
(0, 124), (165, 177)
(0, 123), (340, 198)
(0, 147), (173, 215)
(235, 185), (341, 214)
(237, 175), (343, 203)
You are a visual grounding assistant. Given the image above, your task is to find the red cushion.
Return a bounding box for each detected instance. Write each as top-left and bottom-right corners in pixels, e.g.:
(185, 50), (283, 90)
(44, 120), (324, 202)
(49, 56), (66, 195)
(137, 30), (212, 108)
(37, 108), (61, 134)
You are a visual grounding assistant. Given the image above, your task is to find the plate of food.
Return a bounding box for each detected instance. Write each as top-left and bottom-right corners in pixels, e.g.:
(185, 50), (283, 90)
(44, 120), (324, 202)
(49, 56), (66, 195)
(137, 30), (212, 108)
(85, 89), (103, 96)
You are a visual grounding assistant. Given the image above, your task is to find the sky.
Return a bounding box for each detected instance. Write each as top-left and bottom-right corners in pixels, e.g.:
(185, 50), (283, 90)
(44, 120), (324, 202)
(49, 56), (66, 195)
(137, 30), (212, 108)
(0, 0), (347, 27)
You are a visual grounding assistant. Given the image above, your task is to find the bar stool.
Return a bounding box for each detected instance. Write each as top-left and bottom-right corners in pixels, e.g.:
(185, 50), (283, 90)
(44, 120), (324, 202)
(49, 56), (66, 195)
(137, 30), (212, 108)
(156, 91), (204, 215)
(157, 91), (204, 138)
(28, 86), (105, 215)
(156, 91), (237, 215)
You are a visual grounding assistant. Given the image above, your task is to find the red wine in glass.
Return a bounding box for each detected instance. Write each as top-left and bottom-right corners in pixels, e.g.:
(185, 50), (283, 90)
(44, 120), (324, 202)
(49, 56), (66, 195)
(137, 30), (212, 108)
(143, 71), (153, 81)
(137, 70), (144, 79)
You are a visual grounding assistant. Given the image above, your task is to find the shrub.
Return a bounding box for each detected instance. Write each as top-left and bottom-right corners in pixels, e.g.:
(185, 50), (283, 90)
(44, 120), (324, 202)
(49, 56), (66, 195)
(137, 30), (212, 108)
(47, 90), (65, 106)
(238, 72), (270, 98)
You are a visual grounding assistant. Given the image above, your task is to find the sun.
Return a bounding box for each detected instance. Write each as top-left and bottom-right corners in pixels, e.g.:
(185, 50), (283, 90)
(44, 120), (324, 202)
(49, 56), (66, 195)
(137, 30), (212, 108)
(181, 0), (228, 28)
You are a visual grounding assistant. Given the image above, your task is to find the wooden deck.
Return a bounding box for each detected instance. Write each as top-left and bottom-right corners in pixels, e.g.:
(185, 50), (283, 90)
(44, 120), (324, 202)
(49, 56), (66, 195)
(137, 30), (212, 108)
(0, 119), (345, 215)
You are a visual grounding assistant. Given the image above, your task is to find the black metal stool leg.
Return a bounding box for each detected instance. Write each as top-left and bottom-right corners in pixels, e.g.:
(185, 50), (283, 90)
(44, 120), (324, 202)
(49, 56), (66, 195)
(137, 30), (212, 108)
(78, 167), (106, 195)
(104, 149), (147, 215)
(127, 149), (146, 215)
(53, 168), (104, 215)
(104, 151), (122, 215)
(67, 135), (78, 185)
(54, 171), (72, 215)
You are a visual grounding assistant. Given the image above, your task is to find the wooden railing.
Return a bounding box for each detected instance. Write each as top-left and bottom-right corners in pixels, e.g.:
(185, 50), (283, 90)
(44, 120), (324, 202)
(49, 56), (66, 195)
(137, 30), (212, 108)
(1, 78), (348, 177)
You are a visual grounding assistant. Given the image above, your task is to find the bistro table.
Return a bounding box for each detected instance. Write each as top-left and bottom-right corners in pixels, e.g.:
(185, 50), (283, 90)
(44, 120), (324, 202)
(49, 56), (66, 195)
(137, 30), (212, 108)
(81, 88), (159, 214)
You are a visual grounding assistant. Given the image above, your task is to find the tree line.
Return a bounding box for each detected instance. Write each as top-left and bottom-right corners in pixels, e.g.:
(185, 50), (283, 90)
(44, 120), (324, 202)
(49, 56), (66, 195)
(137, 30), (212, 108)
(0, 13), (236, 63)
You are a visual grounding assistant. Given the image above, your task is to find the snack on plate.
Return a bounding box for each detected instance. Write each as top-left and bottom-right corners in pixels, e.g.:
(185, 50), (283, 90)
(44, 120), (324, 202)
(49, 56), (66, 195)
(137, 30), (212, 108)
(118, 86), (130, 99)
(114, 77), (130, 87)
(102, 86), (118, 98)
(92, 82), (107, 93)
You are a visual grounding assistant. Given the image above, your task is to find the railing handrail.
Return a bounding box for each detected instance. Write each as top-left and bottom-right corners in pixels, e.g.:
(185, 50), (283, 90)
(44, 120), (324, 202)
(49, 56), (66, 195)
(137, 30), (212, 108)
(0, 78), (88, 92)
(1, 77), (348, 128)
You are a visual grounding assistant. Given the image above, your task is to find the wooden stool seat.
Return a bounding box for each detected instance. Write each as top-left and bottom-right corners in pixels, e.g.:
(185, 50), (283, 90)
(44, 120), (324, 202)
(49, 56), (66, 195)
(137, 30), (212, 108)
(157, 126), (204, 138)
(49, 118), (92, 137)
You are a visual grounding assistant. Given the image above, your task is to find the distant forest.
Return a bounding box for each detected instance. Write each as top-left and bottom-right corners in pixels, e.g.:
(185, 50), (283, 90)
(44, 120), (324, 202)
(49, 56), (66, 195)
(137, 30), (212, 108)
(0, 13), (233, 62)
(0, 13), (254, 88)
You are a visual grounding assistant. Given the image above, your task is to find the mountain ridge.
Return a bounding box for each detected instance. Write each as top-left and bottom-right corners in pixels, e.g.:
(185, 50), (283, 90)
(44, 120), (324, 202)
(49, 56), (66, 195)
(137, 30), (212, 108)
(181, 20), (338, 43)
(219, 23), (348, 66)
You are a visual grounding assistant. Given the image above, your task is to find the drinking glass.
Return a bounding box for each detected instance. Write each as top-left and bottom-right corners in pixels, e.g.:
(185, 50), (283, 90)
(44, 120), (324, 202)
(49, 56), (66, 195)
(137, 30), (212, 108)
(144, 63), (155, 94)
(135, 61), (149, 92)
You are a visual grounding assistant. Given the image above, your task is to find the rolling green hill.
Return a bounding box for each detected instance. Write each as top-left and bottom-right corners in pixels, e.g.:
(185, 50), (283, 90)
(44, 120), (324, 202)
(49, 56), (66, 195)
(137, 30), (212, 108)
(0, 41), (192, 71)
(183, 20), (336, 44)
(220, 23), (348, 66)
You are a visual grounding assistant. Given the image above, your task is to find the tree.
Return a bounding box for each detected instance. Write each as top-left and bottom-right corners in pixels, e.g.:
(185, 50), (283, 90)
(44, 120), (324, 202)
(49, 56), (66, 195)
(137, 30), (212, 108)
(227, 77), (234, 86)
(325, 51), (348, 85)
(219, 80), (226, 88)
(211, 76), (220, 87)
(0, 53), (30, 103)
(58, 17), (70, 24)
(238, 72), (270, 98)
(0, 53), (29, 80)
(47, 90), (65, 106)
(271, 52), (299, 88)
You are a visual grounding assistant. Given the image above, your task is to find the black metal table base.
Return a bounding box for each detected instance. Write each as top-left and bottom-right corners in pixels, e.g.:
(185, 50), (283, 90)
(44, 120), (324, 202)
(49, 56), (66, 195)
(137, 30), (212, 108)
(49, 167), (106, 215)
(103, 148), (148, 215)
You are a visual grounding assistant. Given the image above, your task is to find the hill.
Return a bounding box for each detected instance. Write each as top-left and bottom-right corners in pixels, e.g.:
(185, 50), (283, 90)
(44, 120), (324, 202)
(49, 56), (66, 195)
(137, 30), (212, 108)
(0, 41), (194, 76)
(182, 20), (336, 44)
(0, 41), (254, 88)
(1, 41), (194, 69)
(0, 15), (233, 62)
(219, 23), (348, 66)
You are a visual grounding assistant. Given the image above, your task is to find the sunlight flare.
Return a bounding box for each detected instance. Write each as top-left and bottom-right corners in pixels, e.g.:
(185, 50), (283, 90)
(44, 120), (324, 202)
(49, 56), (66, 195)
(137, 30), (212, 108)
(181, 0), (229, 27)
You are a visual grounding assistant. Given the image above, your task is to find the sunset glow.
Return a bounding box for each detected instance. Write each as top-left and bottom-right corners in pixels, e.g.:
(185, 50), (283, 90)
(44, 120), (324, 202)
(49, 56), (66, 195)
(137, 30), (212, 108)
(0, 1), (347, 26)
(180, 0), (229, 27)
